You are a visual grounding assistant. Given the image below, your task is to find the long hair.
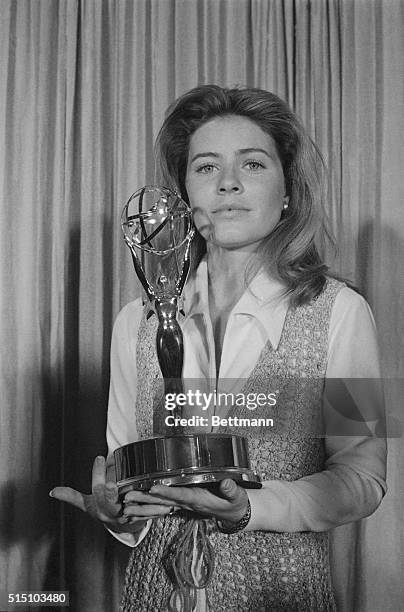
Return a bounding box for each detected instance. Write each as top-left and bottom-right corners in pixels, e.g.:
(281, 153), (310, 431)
(155, 84), (336, 306)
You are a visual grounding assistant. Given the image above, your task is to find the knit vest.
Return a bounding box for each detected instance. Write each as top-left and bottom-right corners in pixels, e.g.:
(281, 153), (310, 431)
(120, 279), (343, 612)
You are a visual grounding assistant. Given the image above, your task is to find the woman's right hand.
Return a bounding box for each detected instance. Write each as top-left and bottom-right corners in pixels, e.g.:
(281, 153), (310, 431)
(49, 455), (175, 534)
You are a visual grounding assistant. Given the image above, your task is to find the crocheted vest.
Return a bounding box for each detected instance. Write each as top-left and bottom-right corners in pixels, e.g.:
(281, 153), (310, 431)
(120, 279), (343, 612)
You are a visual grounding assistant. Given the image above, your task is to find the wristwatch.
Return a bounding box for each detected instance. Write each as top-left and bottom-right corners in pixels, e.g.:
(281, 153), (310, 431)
(216, 498), (251, 534)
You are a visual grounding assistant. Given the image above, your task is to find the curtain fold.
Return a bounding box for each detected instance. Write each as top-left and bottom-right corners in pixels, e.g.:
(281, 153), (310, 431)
(1, 1), (403, 610)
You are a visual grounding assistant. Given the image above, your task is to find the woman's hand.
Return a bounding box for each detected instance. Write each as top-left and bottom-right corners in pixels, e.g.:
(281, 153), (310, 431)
(49, 456), (174, 534)
(147, 478), (249, 524)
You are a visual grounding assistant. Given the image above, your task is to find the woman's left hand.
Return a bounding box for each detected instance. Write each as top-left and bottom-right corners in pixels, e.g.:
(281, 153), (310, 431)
(142, 478), (249, 523)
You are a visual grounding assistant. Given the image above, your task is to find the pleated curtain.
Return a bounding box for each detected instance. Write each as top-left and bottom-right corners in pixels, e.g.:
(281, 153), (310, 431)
(1, 1), (403, 610)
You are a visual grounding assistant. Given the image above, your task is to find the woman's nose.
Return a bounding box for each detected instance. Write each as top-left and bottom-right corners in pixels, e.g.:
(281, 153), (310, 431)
(217, 167), (243, 194)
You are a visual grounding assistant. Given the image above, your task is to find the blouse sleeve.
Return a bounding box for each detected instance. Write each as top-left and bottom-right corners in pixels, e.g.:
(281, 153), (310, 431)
(106, 299), (143, 454)
(246, 287), (387, 532)
(106, 298), (152, 547)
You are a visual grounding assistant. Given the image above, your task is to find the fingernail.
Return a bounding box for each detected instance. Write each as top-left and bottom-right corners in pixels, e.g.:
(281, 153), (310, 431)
(118, 516), (129, 524)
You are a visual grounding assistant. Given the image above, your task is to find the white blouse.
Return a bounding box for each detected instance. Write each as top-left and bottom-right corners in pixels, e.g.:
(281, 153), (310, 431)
(106, 259), (386, 546)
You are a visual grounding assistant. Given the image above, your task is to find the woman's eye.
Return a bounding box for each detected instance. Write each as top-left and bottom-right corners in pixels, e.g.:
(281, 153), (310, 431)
(196, 163), (216, 174)
(245, 160), (265, 171)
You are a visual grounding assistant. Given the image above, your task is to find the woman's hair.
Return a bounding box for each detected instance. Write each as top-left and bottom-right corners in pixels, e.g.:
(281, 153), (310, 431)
(155, 84), (335, 306)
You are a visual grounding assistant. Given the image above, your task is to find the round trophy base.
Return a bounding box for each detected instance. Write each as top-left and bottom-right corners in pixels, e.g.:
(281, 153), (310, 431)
(114, 433), (262, 496)
(117, 467), (261, 496)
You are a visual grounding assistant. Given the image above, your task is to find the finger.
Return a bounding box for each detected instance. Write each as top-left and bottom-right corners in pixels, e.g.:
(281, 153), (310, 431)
(117, 514), (151, 527)
(124, 490), (174, 506)
(123, 504), (175, 518)
(219, 479), (240, 502)
(91, 456), (107, 495)
(91, 456), (113, 515)
(49, 487), (86, 512)
(149, 485), (210, 514)
(149, 485), (196, 505)
(126, 514), (169, 523)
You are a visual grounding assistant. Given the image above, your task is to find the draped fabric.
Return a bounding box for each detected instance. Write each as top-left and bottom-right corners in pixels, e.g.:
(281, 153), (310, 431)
(0, 1), (403, 610)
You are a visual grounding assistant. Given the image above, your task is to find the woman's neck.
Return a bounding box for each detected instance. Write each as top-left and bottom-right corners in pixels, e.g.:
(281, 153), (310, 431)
(206, 244), (258, 303)
(206, 245), (260, 376)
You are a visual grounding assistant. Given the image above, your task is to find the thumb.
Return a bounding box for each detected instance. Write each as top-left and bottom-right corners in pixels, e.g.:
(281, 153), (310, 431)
(219, 478), (239, 501)
(49, 486), (86, 512)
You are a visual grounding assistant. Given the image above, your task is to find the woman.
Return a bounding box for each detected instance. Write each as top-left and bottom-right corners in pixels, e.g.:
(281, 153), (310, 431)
(51, 85), (386, 611)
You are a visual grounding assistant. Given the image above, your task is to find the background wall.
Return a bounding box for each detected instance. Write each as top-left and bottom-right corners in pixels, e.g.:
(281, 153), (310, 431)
(0, 1), (403, 610)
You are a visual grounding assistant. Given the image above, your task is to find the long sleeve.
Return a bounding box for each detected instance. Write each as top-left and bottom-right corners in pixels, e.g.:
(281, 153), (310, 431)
(106, 298), (152, 547)
(246, 288), (387, 532)
(106, 299), (143, 453)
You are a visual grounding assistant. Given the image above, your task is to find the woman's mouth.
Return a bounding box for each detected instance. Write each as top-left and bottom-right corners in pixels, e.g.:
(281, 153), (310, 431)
(212, 205), (249, 215)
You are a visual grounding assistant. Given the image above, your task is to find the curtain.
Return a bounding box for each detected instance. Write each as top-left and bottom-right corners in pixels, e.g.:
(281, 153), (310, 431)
(0, 1), (403, 610)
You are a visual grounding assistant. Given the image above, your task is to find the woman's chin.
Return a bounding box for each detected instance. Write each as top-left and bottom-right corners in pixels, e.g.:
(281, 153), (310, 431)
(205, 234), (263, 252)
(197, 221), (270, 250)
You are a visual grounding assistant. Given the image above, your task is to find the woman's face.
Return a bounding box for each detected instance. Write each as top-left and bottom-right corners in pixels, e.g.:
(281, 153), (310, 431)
(185, 115), (288, 250)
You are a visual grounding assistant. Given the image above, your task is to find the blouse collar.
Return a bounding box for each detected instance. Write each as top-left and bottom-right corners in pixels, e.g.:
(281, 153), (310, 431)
(182, 257), (289, 350)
